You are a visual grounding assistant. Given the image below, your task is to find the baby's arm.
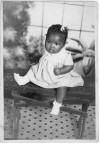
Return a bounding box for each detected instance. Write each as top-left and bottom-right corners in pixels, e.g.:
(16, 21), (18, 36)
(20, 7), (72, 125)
(54, 65), (74, 75)
(54, 50), (74, 75)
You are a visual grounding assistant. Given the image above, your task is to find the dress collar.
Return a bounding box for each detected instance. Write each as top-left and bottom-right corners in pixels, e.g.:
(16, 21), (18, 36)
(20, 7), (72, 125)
(44, 46), (66, 56)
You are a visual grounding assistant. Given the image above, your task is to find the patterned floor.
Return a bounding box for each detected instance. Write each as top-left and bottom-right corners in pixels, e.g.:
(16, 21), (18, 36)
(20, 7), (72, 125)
(4, 98), (96, 140)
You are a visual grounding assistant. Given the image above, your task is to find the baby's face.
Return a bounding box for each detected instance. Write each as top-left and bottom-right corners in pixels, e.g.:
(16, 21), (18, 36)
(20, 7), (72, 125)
(45, 33), (65, 54)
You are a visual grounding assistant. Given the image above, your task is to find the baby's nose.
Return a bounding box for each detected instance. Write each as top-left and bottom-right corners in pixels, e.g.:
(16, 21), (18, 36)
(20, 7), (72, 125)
(51, 43), (55, 47)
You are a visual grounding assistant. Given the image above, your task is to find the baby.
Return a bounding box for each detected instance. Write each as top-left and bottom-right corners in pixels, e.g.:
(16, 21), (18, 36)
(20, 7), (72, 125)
(14, 24), (84, 115)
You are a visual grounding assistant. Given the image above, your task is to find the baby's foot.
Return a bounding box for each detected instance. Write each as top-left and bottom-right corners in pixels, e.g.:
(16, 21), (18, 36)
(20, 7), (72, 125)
(14, 73), (29, 85)
(50, 101), (62, 115)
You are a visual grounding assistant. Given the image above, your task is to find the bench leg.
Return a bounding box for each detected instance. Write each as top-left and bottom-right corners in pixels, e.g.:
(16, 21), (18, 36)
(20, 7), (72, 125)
(11, 100), (20, 139)
(76, 104), (89, 139)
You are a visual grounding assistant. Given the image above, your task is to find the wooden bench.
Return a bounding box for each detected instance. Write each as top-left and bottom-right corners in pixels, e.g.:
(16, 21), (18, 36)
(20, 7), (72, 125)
(4, 66), (95, 139)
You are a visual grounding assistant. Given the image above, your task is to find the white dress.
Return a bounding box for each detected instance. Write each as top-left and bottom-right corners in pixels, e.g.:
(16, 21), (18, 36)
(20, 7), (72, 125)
(28, 46), (84, 88)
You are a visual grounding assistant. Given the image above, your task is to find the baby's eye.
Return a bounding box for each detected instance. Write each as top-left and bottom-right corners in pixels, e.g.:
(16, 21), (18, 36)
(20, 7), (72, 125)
(55, 43), (58, 45)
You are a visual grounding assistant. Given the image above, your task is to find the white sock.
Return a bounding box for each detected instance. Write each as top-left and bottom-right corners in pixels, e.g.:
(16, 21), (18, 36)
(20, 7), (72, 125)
(14, 73), (29, 85)
(50, 100), (62, 115)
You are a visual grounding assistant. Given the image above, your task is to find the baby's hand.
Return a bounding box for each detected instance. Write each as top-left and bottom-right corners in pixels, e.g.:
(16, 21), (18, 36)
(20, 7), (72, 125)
(54, 68), (61, 75)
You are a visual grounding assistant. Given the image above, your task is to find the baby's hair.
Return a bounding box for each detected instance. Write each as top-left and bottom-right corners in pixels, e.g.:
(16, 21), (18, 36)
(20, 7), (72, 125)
(46, 24), (68, 42)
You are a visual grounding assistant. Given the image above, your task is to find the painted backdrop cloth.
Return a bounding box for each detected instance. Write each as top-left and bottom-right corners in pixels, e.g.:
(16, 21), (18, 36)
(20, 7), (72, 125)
(28, 47), (84, 88)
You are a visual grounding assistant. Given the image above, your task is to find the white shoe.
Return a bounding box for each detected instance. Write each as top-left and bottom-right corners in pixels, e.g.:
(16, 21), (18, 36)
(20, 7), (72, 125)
(14, 73), (29, 85)
(50, 101), (62, 115)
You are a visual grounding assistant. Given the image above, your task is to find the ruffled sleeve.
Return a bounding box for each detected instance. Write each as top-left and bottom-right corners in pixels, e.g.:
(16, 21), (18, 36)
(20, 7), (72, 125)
(64, 51), (74, 66)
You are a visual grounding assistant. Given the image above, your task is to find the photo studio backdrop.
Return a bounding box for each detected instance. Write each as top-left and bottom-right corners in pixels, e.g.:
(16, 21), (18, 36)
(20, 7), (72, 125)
(3, 1), (97, 69)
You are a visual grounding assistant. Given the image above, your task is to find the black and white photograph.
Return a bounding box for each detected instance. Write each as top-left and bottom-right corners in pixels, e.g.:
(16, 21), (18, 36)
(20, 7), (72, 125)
(1, 0), (98, 141)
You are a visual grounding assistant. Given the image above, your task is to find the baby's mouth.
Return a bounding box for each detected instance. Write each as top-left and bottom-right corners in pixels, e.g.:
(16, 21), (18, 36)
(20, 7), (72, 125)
(49, 49), (54, 53)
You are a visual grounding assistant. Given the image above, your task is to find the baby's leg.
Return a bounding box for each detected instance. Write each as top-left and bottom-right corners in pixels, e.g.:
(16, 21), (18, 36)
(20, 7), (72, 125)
(14, 69), (32, 85)
(51, 87), (67, 115)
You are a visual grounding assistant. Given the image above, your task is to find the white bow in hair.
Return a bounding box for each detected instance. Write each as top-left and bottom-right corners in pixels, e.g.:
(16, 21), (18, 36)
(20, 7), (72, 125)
(60, 25), (66, 31)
